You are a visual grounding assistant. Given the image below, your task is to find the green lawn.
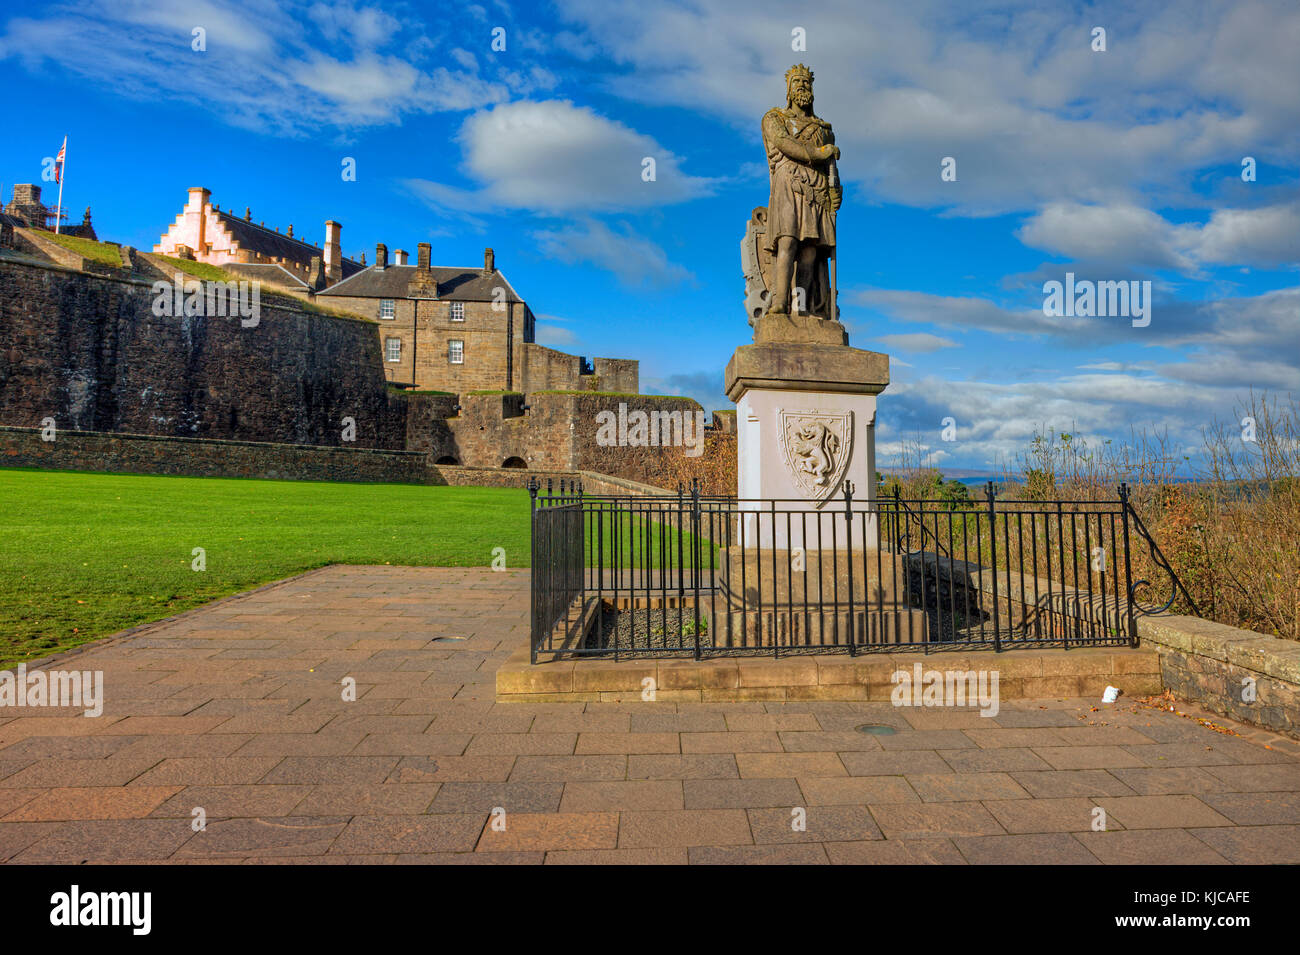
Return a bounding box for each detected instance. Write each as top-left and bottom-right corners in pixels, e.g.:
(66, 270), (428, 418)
(151, 254), (235, 282)
(0, 469), (532, 668)
(41, 232), (124, 267)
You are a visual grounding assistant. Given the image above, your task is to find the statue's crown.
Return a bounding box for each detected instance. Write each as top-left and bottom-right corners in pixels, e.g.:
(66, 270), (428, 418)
(785, 63), (814, 86)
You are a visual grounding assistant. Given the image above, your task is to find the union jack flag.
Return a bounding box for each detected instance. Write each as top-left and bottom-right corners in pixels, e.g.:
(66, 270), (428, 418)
(54, 138), (66, 184)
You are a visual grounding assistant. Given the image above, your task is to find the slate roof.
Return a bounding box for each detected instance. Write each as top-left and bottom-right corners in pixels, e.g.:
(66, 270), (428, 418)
(223, 262), (311, 290)
(213, 211), (363, 278)
(316, 264), (524, 303)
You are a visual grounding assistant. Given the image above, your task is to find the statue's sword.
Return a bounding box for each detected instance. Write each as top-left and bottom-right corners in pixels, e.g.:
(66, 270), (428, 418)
(827, 158), (839, 321)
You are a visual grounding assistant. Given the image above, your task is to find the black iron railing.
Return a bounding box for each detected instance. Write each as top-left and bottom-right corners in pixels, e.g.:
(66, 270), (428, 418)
(528, 478), (1194, 661)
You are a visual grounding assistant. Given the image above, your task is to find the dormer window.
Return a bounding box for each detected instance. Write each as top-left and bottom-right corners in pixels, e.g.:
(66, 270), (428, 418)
(450, 301), (464, 322)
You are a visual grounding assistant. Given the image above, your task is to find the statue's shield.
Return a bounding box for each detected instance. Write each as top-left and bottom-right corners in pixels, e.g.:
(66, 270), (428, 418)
(741, 207), (775, 325)
(777, 409), (854, 507)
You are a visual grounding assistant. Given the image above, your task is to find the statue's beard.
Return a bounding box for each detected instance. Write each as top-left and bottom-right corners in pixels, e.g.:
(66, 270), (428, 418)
(791, 89), (813, 109)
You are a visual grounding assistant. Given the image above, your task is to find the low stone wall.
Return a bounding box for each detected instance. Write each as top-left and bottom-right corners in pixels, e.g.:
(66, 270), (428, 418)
(912, 549), (1300, 738)
(0, 425), (676, 493)
(498, 645), (1163, 703)
(0, 425), (431, 484)
(432, 464), (667, 495)
(1138, 615), (1300, 738)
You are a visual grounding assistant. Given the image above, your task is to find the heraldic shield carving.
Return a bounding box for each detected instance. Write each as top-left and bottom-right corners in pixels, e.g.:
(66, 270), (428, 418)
(777, 409), (853, 507)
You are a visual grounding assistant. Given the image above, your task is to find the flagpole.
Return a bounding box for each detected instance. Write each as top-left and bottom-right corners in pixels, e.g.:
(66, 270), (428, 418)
(54, 136), (66, 235)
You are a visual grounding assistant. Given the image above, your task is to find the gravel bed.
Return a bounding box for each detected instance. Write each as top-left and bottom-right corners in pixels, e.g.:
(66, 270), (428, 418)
(586, 606), (714, 652)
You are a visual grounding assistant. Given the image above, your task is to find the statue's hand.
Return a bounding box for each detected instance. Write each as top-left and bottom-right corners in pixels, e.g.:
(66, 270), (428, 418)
(831, 185), (843, 212)
(817, 144), (841, 162)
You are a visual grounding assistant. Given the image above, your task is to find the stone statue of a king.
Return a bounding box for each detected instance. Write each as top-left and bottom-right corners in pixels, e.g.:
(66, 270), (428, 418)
(728, 63), (888, 540)
(743, 64), (844, 343)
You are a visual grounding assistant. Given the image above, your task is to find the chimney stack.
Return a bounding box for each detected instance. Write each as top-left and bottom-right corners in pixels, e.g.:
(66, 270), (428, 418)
(408, 242), (437, 298)
(393, 248), (408, 266)
(184, 187), (210, 257)
(375, 243), (388, 270)
(324, 220), (342, 282)
(307, 255), (326, 291)
(484, 247), (495, 274)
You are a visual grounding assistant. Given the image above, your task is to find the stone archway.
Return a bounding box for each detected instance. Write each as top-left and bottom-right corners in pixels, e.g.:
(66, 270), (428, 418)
(502, 456), (527, 469)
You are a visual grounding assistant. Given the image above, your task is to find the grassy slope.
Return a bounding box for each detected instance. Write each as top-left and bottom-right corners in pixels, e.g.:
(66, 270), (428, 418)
(151, 254), (233, 282)
(0, 469), (531, 667)
(41, 232), (123, 267)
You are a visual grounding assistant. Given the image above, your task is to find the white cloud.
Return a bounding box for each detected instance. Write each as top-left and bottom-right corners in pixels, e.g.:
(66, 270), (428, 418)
(532, 218), (692, 288)
(1017, 200), (1300, 272)
(855, 288), (1083, 339)
(881, 371), (1216, 471)
(1016, 203), (1198, 271)
(1193, 202), (1300, 267)
(552, 0), (1300, 216)
(862, 280), (1300, 468)
(0, 1), (510, 133)
(534, 314), (580, 347)
(420, 99), (712, 214)
(875, 332), (960, 353)
(640, 371), (725, 412)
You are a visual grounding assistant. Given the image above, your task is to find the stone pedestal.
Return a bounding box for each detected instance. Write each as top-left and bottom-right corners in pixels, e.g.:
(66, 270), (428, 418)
(725, 340), (889, 550)
(718, 548), (907, 607)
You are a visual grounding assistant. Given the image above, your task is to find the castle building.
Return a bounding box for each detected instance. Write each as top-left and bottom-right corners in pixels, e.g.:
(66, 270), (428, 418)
(153, 187), (638, 395)
(3, 184), (97, 238)
(318, 242), (638, 394)
(154, 187), (362, 290)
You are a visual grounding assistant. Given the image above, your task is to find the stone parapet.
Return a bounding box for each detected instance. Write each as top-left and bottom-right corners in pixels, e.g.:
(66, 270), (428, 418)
(725, 342), (889, 402)
(1138, 614), (1300, 737)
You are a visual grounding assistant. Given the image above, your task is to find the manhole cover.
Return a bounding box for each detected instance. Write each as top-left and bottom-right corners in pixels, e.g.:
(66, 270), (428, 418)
(855, 723), (897, 735)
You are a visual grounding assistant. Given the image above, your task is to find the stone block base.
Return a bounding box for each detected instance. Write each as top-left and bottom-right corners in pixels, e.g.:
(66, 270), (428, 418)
(496, 646), (1163, 703)
(718, 547), (907, 607)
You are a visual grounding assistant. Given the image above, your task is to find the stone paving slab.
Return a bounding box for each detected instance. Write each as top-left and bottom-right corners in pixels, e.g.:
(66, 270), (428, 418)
(1, 565), (1297, 864)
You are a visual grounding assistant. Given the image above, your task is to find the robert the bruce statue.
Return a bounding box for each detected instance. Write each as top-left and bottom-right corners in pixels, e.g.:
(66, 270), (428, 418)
(742, 63), (843, 338)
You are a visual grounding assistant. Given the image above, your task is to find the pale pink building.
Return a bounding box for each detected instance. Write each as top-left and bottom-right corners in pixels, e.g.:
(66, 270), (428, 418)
(154, 187), (362, 290)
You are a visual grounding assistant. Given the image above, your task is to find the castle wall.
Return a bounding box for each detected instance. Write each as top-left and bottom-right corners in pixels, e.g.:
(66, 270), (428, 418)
(0, 257), (670, 488)
(0, 258), (407, 449)
(517, 343), (582, 392)
(403, 392), (459, 459)
(591, 357), (639, 394)
(515, 346), (640, 394)
(432, 391), (703, 479)
(0, 425), (429, 484)
(318, 294), (421, 385)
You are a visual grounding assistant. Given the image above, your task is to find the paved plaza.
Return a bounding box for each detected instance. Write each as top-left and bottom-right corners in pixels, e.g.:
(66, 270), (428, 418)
(1, 566), (1297, 864)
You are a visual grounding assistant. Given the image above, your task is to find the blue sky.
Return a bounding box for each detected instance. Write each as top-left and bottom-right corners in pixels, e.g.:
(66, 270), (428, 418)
(2, 0), (1298, 474)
